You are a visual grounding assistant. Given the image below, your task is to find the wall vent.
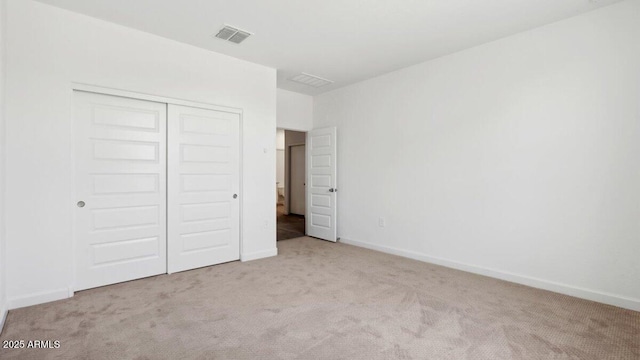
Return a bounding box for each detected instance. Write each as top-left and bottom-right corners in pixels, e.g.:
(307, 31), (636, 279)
(289, 73), (334, 88)
(215, 25), (252, 44)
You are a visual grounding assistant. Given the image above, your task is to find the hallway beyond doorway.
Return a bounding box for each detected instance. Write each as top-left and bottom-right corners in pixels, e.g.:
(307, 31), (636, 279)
(277, 204), (305, 241)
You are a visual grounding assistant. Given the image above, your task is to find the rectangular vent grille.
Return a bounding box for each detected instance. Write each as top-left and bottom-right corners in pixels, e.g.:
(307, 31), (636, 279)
(289, 73), (334, 88)
(215, 25), (252, 44)
(229, 31), (251, 44)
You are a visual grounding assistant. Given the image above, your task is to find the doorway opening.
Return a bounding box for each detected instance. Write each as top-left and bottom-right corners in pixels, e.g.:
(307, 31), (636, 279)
(276, 128), (306, 240)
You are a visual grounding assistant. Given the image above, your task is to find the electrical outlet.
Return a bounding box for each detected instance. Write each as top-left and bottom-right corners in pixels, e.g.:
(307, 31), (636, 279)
(378, 217), (386, 227)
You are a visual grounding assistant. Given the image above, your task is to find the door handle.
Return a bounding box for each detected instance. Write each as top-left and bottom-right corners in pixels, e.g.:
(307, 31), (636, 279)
(77, 201), (86, 208)
(233, 194), (238, 199)
(329, 188), (337, 193)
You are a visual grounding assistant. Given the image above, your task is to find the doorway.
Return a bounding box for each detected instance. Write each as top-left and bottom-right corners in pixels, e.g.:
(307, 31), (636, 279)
(276, 129), (306, 240)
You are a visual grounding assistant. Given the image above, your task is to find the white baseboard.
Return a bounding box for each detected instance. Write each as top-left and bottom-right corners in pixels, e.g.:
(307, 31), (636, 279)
(339, 238), (640, 312)
(241, 247), (278, 262)
(7, 287), (72, 310)
(0, 304), (7, 335)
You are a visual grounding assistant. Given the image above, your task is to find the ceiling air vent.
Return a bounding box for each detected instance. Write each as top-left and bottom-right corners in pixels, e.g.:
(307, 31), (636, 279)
(289, 73), (334, 88)
(215, 25), (252, 44)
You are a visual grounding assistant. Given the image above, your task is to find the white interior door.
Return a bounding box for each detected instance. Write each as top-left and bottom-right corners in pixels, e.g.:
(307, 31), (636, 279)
(168, 104), (240, 273)
(290, 144), (306, 215)
(74, 91), (167, 291)
(306, 127), (337, 242)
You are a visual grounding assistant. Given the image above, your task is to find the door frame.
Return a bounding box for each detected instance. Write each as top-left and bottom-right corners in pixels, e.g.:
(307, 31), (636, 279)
(70, 83), (244, 293)
(279, 129), (306, 216)
(288, 144), (306, 216)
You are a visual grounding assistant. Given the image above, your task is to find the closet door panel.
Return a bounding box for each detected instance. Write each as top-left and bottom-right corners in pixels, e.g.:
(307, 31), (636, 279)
(168, 105), (240, 273)
(74, 91), (167, 291)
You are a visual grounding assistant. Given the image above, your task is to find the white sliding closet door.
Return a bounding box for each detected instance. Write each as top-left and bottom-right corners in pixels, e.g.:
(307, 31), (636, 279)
(74, 91), (167, 291)
(168, 105), (240, 273)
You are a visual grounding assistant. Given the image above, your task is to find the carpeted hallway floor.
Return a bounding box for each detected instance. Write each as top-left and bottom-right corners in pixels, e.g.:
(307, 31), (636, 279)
(1, 237), (638, 360)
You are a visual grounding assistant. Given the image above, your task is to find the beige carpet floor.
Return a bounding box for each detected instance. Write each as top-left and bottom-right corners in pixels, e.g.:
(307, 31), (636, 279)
(1, 237), (638, 360)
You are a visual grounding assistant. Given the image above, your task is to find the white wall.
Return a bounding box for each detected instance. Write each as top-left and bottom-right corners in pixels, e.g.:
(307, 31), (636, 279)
(275, 87), (312, 212)
(4, 0), (277, 309)
(276, 129), (285, 193)
(276, 129), (286, 150)
(276, 88), (313, 131)
(314, 0), (640, 311)
(0, 0), (7, 331)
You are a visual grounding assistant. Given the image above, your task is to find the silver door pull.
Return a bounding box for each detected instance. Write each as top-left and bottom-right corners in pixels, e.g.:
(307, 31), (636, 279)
(233, 194), (238, 199)
(77, 201), (86, 208)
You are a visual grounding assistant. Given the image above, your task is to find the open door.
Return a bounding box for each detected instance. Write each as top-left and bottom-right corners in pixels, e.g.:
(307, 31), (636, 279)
(306, 127), (337, 242)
